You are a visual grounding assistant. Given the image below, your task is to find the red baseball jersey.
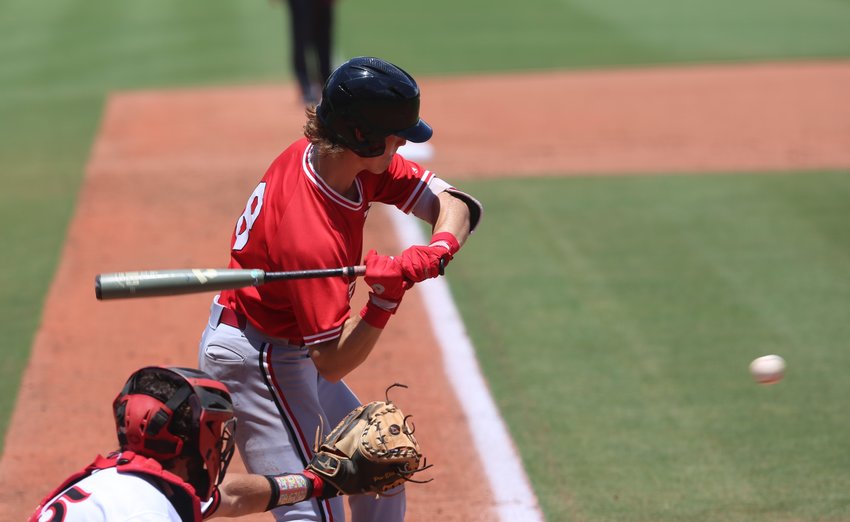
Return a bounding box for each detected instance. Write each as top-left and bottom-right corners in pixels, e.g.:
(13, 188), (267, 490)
(219, 138), (437, 345)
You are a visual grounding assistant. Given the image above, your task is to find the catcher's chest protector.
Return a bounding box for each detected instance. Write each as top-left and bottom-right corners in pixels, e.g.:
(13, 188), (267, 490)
(30, 452), (202, 522)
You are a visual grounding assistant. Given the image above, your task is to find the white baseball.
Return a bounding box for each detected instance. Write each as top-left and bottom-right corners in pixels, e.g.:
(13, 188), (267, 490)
(749, 354), (786, 385)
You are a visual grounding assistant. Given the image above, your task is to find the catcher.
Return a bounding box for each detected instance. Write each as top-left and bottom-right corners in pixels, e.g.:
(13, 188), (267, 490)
(29, 367), (427, 521)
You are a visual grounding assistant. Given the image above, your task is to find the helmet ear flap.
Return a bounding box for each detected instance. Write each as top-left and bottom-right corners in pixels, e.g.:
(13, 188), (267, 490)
(352, 128), (387, 157)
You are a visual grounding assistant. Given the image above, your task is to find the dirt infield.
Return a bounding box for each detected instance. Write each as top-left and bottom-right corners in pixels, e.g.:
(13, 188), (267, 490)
(2, 60), (849, 521)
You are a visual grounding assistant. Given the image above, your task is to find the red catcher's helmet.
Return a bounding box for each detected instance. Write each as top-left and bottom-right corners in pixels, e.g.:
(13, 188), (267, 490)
(317, 56), (432, 157)
(113, 366), (236, 500)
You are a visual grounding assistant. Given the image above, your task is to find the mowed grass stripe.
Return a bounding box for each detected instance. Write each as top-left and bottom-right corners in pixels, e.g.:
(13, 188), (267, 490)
(338, 0), (850, 74)
(447, 171), (850, 521)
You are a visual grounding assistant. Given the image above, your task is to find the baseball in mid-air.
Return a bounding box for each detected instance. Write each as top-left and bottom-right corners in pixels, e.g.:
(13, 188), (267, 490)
(749, 354), (786, 385)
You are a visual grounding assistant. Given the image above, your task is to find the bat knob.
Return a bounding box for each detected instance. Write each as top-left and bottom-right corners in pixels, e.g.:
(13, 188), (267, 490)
(438, 257), (446, 276)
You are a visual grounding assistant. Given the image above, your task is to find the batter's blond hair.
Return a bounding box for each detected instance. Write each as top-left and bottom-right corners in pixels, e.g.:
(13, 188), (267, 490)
(303, 106), (346, 156)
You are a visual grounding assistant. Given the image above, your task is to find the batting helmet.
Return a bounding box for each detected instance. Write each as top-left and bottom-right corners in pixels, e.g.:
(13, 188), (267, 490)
(316, 56), (432, 157)
(113, 366), (236, 500)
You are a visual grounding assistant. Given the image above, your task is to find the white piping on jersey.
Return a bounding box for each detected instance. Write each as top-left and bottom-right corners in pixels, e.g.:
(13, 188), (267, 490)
(301, 144), (364, 211)
(399, 169), (435, 214)
(303, 324), (344, 345)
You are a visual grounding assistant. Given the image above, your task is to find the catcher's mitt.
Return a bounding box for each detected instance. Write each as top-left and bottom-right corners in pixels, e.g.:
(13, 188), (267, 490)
(306, 384), (431, 498)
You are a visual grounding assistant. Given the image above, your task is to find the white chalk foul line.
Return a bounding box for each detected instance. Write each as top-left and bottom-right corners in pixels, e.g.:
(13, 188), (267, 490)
(390, 209), (544, 522)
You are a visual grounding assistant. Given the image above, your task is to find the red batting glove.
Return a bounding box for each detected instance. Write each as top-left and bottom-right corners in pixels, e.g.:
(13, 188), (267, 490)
(360, 250), (408, 328)
(398, 232), (461, 283)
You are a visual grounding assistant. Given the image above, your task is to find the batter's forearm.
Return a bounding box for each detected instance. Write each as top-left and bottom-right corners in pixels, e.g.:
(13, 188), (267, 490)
(309, 317), (382, 382)
(433, 192), (472, 246)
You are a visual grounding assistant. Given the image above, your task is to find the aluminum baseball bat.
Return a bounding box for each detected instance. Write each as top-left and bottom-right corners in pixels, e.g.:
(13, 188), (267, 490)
(95, 266), (366, 300)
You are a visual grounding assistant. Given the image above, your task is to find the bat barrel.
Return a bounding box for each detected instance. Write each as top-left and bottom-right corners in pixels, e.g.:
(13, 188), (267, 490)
(95, 269), (266, 300)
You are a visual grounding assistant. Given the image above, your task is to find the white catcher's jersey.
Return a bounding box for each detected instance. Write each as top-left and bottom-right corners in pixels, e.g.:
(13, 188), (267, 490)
(33, 467), (181, 521)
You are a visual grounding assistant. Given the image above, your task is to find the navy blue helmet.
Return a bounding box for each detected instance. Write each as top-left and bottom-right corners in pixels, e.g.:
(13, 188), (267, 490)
(317, 57), (432, 157)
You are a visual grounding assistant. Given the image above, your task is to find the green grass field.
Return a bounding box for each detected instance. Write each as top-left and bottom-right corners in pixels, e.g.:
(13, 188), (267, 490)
(2, 0), (850, 519)
(450, 172), (850, 520)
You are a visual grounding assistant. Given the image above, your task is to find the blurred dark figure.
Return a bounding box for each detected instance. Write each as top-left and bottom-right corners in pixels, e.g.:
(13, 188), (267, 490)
(285, 0), (335, 106)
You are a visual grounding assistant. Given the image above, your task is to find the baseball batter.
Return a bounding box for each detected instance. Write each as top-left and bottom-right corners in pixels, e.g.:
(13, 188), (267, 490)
(197, 56), (482, 521)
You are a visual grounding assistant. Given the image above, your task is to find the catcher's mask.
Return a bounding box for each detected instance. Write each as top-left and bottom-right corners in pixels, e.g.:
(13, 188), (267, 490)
(113, 366), (236, 501)
(316, 56), (432, 158)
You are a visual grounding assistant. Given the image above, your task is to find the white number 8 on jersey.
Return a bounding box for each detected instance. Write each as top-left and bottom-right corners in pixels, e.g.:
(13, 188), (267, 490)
(233, 182), (266, 251)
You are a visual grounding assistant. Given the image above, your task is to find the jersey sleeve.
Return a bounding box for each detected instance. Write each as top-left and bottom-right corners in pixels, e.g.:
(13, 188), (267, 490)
(378, 153), (484, 232)
(368, 154), (441, 214)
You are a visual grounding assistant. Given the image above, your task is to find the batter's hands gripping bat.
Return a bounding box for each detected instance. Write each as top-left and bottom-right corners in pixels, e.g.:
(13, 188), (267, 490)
(95, 266), (366, 300)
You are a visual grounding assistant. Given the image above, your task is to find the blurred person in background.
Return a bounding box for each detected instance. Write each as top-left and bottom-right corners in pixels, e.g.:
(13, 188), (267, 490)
(280, 0), (336, 106)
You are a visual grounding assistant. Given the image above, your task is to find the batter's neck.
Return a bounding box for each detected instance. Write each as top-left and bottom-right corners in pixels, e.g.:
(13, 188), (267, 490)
(314, 153), (362, 201)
